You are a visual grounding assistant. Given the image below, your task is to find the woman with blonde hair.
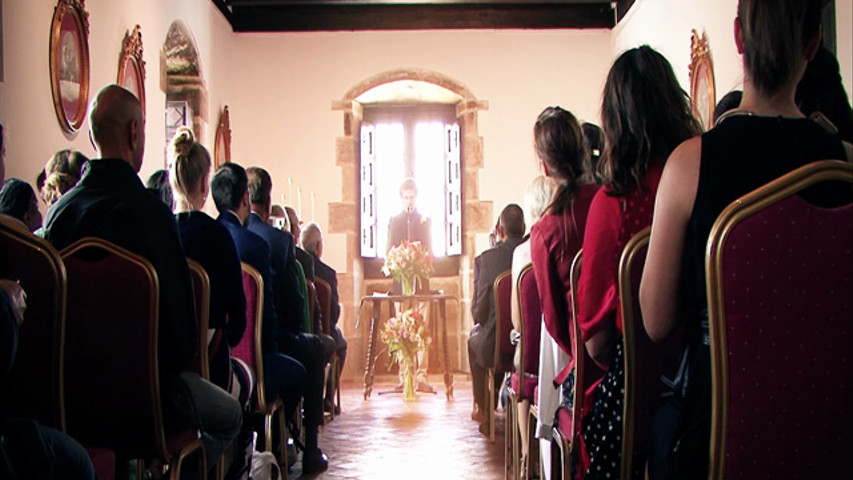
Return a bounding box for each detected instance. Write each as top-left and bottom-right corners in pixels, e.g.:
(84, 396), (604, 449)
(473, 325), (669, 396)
(40, 149), (89, 209)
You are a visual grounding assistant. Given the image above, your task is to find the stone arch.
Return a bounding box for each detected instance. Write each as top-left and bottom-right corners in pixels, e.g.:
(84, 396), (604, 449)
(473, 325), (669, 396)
(161, 20), (208, 142)
(331, 68), (491, 382)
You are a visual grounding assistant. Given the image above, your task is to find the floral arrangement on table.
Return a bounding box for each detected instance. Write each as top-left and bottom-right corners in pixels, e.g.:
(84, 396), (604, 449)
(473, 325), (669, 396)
(382, 240), (433, 296)
(380, 308), (432, 401)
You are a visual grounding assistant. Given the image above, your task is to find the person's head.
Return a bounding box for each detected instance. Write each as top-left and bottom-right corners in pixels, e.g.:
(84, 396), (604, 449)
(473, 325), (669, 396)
(211, 162), (250, 222)
(600, 45), (701, 196)
(736, 0), (826, 98)
(0, 179), (42, 232)
(399, 177), (418, 212)
(246, 167), (273, 220)
(269, 204), (288, 229)
(524, 176), (557, 226)
(497, 204), (525, 240)
(169, 126), (211, 211)
(40, 149), (89, 208)
(89, 85), (145, 172)
(146, 169), (174, 210)
(795, 45), (853, 143)
(285, 206), (302, 240)
(534, 106), (589, 215)
(713, 90), (744, 124)
(582, 122), (605, 185)
(301, 221), (323, 257)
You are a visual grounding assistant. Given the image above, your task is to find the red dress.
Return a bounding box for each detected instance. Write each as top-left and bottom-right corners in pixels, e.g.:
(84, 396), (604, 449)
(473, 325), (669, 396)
(575, 161), (663, 478)
(529, 183), (599, 383)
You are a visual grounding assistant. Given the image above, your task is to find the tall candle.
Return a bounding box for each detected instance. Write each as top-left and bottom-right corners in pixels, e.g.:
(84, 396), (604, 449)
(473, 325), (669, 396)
(288, 178), (293, 206)
(311, 192), (315, 220)
(297, 187), (302, 216)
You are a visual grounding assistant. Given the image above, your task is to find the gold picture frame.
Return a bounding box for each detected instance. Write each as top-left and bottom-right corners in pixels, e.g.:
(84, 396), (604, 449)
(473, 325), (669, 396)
(117, 25), (146, 118)
(214, 106), (231, 169)
(689, 29), (716, 131)
(49, 0), (90, 135)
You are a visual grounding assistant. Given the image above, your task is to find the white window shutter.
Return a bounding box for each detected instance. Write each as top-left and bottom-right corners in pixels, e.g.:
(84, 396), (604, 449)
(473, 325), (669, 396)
(360, 123), (377, 257)
(445, 123), (462, 255)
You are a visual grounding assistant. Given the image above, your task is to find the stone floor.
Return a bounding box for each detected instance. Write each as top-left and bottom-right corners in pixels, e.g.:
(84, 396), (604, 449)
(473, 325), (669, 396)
(292, 374), (507, 479)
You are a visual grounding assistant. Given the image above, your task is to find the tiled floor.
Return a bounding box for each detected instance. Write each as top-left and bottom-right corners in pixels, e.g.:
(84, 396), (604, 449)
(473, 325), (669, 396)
(293, 374), (507, 479)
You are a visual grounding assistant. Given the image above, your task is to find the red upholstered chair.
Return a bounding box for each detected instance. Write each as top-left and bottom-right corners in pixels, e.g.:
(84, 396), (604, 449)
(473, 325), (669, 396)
(0, 217), (66, 431)
(59, 238), (205, 480)
(618, 227), (682, 479)
(232, 262), (288, 477)
(706, 160), (853, 480)
(507, 263), (542, 480)
(552, 249), (582, 480)
(186, 259), (210, 381)
(314, 276), (341, 421)
(487, 269), (514, 443)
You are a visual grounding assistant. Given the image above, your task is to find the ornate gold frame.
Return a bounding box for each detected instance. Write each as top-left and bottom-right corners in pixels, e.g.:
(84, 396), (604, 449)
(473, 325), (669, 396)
(214, 106), (232, 169)
(689, 29), (716, 131)
(705, 160), (853, 479)
(49, 0), (90, 135)
(117, 25), (146, 117)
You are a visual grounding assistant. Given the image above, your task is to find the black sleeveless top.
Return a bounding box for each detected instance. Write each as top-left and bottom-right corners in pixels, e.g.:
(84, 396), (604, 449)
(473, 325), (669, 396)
(682, 114), (848, 317)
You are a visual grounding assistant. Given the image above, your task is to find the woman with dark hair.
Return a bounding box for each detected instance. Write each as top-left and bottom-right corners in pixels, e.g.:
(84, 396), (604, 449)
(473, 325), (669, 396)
(795, 44), (853, 143)
(528, 106), (599, 476)
(640, 1), (849, 479)
(0, 179), (42, 233)
(582, 122), (605, 185)
(576, 45), (701, 479)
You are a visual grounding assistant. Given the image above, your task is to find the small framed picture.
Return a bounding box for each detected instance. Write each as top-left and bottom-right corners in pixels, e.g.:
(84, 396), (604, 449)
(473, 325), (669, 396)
(689, 29), (716, 131)
(117, 25), (146, 117)
(49, 0), (90, 135)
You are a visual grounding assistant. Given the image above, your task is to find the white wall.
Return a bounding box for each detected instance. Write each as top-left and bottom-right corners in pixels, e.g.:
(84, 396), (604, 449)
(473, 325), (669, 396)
(614, 0), (853, 103)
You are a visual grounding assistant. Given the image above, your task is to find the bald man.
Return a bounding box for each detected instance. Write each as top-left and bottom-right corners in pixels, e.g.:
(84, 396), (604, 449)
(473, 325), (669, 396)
(44, 85), (241, 469)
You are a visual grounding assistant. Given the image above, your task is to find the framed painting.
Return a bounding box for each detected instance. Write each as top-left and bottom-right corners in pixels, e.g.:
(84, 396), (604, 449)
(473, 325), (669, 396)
(214, 106), (231, 169)
(49, 0), (90, 135)
(689, 29), (716, 131)
(117, 25), (145, 117)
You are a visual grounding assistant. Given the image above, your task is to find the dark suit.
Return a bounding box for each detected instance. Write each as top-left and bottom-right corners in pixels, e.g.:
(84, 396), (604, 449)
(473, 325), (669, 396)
(295, 246), (315, 280)
(219, 211), (307, 418)
(468, 237), (523, 411)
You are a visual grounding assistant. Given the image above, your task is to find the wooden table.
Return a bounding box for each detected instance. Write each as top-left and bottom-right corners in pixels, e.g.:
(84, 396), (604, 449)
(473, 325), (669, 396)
(358, 293), (458, 400)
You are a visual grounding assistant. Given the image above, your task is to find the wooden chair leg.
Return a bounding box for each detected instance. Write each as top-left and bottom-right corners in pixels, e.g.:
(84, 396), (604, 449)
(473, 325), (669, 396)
(167, 437), (207, 480)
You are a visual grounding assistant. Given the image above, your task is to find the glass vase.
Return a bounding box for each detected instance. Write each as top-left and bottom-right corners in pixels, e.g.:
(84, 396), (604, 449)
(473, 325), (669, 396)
(401, 274), (416, 296)
(402, 355), (417, 402)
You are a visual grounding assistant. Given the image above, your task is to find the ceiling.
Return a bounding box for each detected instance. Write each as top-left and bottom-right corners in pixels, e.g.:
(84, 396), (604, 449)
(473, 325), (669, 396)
(212, 1), (636, 32)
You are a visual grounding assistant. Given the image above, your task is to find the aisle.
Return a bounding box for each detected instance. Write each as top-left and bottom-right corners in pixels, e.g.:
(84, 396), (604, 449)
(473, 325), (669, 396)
(296, 375), (507, 479)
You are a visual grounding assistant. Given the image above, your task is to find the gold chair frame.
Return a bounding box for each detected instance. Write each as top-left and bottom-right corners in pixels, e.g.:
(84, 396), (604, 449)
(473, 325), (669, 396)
(706, 160), (853, 479)
(487, 269), (513, 443)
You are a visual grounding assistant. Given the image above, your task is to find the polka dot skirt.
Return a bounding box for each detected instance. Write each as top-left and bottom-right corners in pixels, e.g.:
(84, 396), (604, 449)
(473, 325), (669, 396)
(582, 342), (625, 480)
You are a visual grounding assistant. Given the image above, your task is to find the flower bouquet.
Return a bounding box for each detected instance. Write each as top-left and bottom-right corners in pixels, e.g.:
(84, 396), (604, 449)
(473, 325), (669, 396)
(382, 240), (433, 295)
(380, 308), (432, 401)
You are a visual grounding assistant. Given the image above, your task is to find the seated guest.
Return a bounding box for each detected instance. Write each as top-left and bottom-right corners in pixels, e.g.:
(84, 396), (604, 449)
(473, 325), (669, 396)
(43, 85), (242, 470)
(581, 122), (605, 185)
(575, 45), (701, 480)
(0, 179), (42, 232)
(469, 204), (525, 435)
(795, 44), (853, 143)
(640, 1), (850, 478)
(146, 169), (174, 210)
(285, 206), (314, 279)
(40, 149), (89, 209)
(300, 221), (348, 414)
(211, 163), (328, 474)
(1, 280), (95, 479)
(510, 175), (556, 474)
(528, 107), (599, 479)
(245, 168), (334, 472)
(169, 127), (248, 399)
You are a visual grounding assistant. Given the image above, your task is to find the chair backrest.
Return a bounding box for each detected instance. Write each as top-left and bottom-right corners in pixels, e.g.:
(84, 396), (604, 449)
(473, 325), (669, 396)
(306, 279), (317, 334)
(707, 160), (853, 480)
(493, 269), (514, 372)
(313, 277), (333, 336)
(233, 262), (268, 410)
(0, 217), (66, 431)
(568, 249), (583, 440)
(516, 263), (541, 398)
(618, 227), (682, 479)
(60, 237), (168, 459)
(186, 258), (210, 380)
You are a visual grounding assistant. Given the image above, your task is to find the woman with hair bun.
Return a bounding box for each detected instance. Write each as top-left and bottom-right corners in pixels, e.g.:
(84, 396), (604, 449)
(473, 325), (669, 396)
(40, 149), (89, 209)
